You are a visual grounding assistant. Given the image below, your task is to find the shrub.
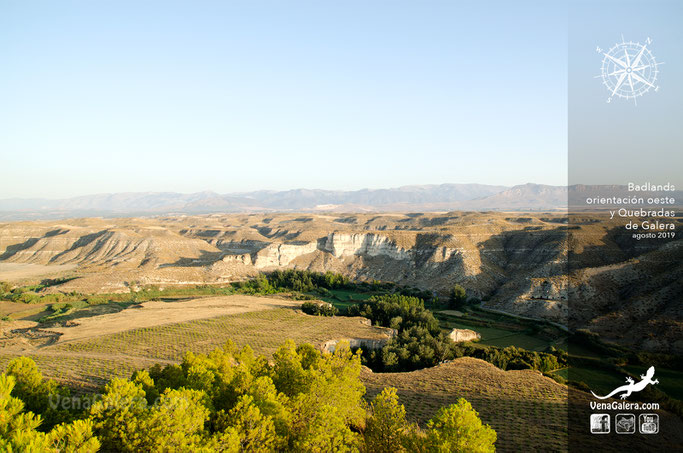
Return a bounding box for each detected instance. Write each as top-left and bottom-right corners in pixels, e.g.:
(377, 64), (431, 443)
(0, 374), (99, 452)
(0, 281), (12, 293)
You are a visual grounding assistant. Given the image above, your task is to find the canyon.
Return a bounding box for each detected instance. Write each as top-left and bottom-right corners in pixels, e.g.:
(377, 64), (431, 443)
(0, 211), (681, 352)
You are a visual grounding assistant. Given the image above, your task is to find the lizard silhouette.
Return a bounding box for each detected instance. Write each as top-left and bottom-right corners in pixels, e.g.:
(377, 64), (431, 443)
(591, 366), (659, 400)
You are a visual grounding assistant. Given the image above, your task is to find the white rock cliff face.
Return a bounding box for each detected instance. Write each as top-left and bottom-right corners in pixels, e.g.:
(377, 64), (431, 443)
(321, 233), (411, 260)
(430, 246), (461, 263)
(253, 242), (319, 268)
(243, 233), (416, 269)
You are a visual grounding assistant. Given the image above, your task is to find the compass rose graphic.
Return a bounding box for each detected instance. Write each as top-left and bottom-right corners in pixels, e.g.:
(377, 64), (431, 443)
(596, 37), (661, 105)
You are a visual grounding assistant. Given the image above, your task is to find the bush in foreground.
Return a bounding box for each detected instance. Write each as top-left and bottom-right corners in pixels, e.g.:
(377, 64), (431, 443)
(0, 341), (496, 452)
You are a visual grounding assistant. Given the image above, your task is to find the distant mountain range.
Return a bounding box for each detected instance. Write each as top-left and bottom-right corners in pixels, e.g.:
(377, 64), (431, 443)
(2, 183), (678, 221)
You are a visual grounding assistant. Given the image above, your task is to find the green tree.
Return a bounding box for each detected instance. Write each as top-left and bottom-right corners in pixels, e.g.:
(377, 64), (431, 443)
(272, 340), (311, 397)
(46, 419), (101, 453)
(210, 425), (241, 452)
(292, 403), (361, 452)
(90, 378), (213, 452)
(272, 340), (366, 450)
(219, 394), (278, 452)
(246, 375), (292, 441)
(425, 398), (496, 453)
(138, 388), (211, 452)
(364, 387), (411, 452)
(0, 373), (49, 451)
(89, 378), (148, 451)
(5, 357), (70, 430)
(449, 285), (467, 310)
(0, 374), (99, 452)
(1, 341), (498, 453)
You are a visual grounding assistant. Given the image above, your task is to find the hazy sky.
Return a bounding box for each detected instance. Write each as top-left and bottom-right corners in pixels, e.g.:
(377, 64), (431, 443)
(569, 0), (683, 187)
(0, 1), (569, 198)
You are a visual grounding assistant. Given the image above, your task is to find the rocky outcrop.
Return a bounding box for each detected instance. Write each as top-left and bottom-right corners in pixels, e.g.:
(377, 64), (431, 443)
(253, 242), (319, 268)
(321, 233), (411, 260)
(483, 276), (569, 324)
(222, 253), (252, 266)
(322, 338), (389, 353)
(448, 328), (481, 343)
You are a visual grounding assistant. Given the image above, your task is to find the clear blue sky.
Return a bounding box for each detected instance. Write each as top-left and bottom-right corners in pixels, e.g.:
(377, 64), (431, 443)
(569, 0), (683, 187)
(0, 1), (568, 198)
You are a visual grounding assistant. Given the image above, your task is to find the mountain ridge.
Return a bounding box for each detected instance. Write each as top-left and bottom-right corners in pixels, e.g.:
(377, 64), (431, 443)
(1, 183), (563, 220)
(4, 183), (682, 221)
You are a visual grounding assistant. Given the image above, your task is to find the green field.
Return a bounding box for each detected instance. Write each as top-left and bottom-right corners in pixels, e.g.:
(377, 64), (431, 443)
(433, 308), (567, 353)
(561, 365), (625, 395)
(307, 288), (375, 312)
(445, 319), (553, 350)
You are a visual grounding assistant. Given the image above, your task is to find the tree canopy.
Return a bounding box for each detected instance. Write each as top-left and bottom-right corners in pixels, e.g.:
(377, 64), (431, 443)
(0, 340), (497, 452)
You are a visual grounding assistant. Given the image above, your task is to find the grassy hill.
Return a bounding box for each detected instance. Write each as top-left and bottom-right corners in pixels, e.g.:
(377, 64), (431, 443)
(361, 357), (567, 452)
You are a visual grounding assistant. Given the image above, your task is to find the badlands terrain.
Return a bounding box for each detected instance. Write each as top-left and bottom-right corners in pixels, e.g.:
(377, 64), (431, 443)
(1, 211), (682, 451)
(0, 211), (681, 351)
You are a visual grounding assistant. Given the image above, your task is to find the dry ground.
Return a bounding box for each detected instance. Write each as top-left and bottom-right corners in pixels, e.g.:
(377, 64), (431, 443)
(0, 263), (76, 282)
(0, 300), (51, 318)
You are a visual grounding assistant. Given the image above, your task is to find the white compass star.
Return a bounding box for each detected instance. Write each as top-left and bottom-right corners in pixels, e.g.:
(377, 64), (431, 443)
(602, 45), (653, 96)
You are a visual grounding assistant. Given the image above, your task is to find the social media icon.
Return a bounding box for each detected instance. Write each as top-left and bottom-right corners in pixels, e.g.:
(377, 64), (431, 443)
(590, 414), (610, 434)
(615, 414), (636, 434)
(639, 414), (659, 434)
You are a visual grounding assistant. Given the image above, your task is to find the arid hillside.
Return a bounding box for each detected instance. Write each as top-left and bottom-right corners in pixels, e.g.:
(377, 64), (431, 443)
(1, 212), (681, 351)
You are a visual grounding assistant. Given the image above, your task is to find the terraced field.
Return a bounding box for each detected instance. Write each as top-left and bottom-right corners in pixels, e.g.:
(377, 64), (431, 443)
(361, 357), (568, 452)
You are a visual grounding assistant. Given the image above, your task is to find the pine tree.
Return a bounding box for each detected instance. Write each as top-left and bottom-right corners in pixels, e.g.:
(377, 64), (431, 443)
(364, 387), (410, 452)
(425, 398), (496, 452)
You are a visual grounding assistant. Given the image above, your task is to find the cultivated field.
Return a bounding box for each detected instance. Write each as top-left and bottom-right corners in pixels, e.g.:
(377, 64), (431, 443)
(47, 295), (302, 343)
(0, 296), (391, 390)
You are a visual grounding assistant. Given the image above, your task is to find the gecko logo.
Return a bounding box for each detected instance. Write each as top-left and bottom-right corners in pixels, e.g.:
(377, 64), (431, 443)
(591, 366), (659, 400)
